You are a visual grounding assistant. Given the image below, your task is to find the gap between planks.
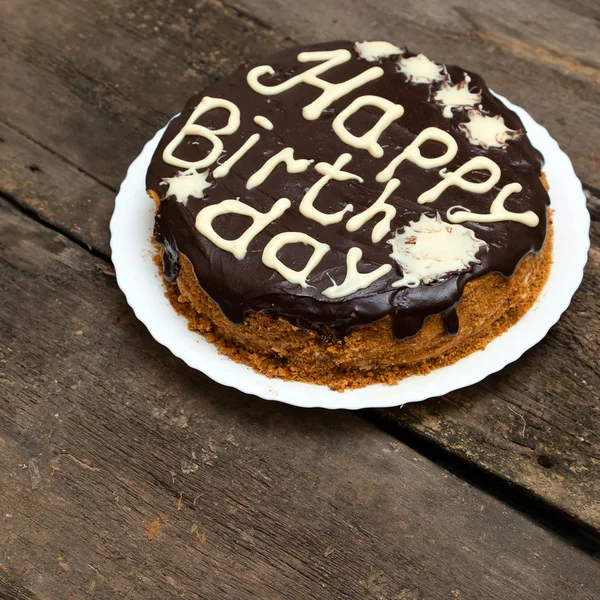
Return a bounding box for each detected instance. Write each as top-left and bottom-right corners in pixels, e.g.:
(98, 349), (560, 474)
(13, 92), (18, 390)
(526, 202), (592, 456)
(365, 411), (600, 556)
(0, 117), (118, 196)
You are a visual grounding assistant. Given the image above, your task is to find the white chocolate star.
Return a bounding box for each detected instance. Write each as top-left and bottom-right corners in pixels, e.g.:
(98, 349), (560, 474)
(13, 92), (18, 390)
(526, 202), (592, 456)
(397, 54), (446, 84)
(355, 41), (403, 62)
(388, 213), (487, 288)
(433, 76), (482, 118)
(160, 168), (211, 204)
(459, 110), (523, 149)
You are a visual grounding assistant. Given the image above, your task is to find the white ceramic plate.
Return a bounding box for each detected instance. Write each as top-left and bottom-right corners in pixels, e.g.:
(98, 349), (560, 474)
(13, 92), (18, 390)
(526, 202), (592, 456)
(110, 93), (589, 409)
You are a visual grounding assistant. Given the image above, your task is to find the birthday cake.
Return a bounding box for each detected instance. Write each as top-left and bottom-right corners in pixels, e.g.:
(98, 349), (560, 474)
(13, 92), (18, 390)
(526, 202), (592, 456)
(146, 40), (552, 391)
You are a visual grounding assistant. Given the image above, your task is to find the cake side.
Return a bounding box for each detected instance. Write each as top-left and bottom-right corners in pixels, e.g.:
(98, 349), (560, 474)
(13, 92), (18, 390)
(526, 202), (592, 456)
(156, 217), (552, 391)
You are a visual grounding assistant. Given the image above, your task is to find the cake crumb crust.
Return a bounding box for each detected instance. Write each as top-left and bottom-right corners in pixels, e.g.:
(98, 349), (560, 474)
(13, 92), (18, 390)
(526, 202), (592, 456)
(153, 216), (553, 392)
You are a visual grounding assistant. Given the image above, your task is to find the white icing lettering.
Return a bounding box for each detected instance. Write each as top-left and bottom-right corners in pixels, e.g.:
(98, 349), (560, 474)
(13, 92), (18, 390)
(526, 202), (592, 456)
(213, 133), (260, 179)
(397, 54), (446, 84)
(447, 182), (539, 227)
(418, 156), (501, 205)
(322, 247), (392, 299)
(299, 153), (362, 225)
(354, 41), (403, 62)
(254, 115), (274, 130)
(247, 49), (384, 120)
(376, 127), (458, 183)
(332, 95), (404, 158)
(246, 148), (313, 190)
(262, 232), (330, 287)
(346, 178), (401, 243)
(195, 198), (291, 260)
(389, 213), (488, 288)
(160, 168), (211, 205)
(163, 96), (241, 169)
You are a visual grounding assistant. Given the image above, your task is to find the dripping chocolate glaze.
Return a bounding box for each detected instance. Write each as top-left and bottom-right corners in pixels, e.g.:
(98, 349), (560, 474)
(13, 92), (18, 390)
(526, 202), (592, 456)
(147, 41), (549, 341)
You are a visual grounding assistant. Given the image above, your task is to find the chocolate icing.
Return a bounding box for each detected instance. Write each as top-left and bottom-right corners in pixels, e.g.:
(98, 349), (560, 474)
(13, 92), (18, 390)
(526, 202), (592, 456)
(147, 41), (549, 340)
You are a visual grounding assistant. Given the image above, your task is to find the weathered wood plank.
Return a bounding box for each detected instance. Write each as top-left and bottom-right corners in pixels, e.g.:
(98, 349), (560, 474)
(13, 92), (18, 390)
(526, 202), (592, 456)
(0, 0), (293, 190)
(231, 0), (600, 70)
(0, 0), (598, 532)
(0, 572), (38, 600)
(0, 121), (112, 257)
(0, 0), (293, 250)
(1, 198), (599, 600)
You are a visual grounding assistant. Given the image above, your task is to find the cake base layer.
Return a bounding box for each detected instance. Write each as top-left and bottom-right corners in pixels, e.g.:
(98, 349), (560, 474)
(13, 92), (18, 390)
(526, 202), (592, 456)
(158, 220), (552, 392)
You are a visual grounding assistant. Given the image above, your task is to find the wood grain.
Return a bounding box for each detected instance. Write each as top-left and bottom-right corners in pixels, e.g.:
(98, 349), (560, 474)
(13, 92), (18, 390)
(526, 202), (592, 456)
(1, 198), (599, 600)
(1, 0), (598, 532)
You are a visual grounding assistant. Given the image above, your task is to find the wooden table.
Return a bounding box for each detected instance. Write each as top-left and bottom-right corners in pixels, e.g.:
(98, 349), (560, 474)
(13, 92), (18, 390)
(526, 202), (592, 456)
(1, 1), (598, 598)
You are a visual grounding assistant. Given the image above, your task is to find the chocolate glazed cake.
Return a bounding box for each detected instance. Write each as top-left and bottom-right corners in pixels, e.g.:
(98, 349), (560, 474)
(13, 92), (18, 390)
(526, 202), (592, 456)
(146, 40), (552, 391)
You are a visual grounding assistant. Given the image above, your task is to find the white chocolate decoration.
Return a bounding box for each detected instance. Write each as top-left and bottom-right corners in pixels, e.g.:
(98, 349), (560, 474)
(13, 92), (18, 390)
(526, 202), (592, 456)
(447, 182), (539, 227)
(397, 54), (446, 84)
(332, 95), (404, 158)
(418, 156), (501, 205)
(246, 148), (313, 190)
(195, 198), (291, 260)
(300, 153), (362, 225)
(322, 247), (392, 299)
(389, 213), (488, 288)
(160, 168), (211, 205)
(213, 133), (261, 179)
(354, 41), (403, 62)
(459, 110), (523, 149)
(247, 49), (384, 120)
(254, 115), (274, 130)
(262, 232), (330, 287)
(433, 76), (482, 118)
(346, 178), (401, 243)
(376, 127), (458, 183)
(163, 96), (241, 169)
